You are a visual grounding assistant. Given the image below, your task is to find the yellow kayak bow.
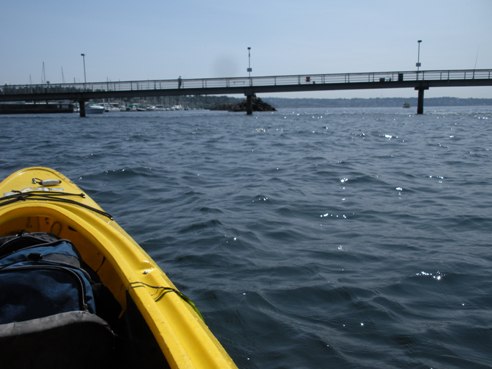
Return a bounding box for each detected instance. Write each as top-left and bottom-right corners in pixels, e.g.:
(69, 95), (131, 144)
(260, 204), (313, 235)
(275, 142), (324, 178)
(0, 167), (237, 369)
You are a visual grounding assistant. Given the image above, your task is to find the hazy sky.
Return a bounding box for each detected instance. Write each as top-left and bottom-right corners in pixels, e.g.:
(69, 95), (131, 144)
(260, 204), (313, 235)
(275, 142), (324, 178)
(1, 0), (491, 98)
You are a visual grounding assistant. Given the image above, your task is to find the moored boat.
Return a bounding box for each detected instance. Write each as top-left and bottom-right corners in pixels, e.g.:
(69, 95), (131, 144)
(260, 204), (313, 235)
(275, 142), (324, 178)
(0, 167), (238, 369)
(85, 103), (105, 114)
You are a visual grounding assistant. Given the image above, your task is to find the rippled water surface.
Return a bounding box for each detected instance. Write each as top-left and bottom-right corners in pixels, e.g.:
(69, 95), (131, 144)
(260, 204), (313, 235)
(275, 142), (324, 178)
(1, 107), (491, 368)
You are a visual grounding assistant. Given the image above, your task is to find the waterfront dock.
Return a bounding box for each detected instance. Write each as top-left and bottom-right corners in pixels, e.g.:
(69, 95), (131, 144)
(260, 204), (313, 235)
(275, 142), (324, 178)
(1, 69), (491, 116)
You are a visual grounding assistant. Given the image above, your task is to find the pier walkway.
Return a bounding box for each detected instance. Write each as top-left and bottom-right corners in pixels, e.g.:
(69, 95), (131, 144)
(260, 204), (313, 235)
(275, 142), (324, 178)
(1, 69), (492, 116)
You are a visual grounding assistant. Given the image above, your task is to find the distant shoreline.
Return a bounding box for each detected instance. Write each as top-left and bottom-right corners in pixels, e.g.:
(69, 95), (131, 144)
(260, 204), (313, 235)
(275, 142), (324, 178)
(261, 97), (492, 109)
(2, 96), (488, 114)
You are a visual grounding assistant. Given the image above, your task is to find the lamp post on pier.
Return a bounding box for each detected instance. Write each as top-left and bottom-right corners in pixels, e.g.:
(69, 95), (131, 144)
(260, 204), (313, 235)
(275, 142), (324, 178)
(81, 53), (87, 84)
(79, 53), (87, 118)
(416, 40), (422, 78)
(247, 47), (252, 82)
(246, 46), (253, 114)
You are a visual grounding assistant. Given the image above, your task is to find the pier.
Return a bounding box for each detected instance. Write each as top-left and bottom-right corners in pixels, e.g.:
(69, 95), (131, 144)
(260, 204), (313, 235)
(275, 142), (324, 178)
(1, 69), (492, 116)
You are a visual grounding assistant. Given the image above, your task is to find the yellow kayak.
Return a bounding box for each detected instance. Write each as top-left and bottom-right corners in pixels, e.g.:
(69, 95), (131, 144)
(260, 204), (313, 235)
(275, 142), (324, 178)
(0, 167), (238, 369)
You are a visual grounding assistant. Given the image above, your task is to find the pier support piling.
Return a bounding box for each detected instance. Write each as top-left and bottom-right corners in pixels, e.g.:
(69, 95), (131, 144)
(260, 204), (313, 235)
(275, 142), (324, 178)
(415, 86), (428, 115)
(79, 100), (86, 118)
(246, 94), (253, 115)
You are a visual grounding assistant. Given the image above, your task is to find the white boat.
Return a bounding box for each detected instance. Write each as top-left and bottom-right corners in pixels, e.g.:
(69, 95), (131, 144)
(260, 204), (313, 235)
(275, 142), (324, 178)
(103, 102), (124, 112)
(85, 104), (105, 114)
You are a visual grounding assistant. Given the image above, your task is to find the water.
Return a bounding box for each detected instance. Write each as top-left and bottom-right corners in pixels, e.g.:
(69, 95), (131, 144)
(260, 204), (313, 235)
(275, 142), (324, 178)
(1, 106), (491, 368)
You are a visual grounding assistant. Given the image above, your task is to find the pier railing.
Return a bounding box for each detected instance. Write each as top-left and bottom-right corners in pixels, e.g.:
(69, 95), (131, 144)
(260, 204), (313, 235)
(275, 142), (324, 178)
(2, 69), (492, 96)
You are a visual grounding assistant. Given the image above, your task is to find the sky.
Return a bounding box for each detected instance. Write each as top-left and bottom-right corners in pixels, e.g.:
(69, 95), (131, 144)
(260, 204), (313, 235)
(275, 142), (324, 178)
(1, 0), (491, 98)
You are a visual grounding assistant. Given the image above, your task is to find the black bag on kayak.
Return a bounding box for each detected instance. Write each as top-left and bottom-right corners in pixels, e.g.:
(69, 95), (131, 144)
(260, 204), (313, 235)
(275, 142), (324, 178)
(0, 232), (117, 369)
(0, 232), (96, 323)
